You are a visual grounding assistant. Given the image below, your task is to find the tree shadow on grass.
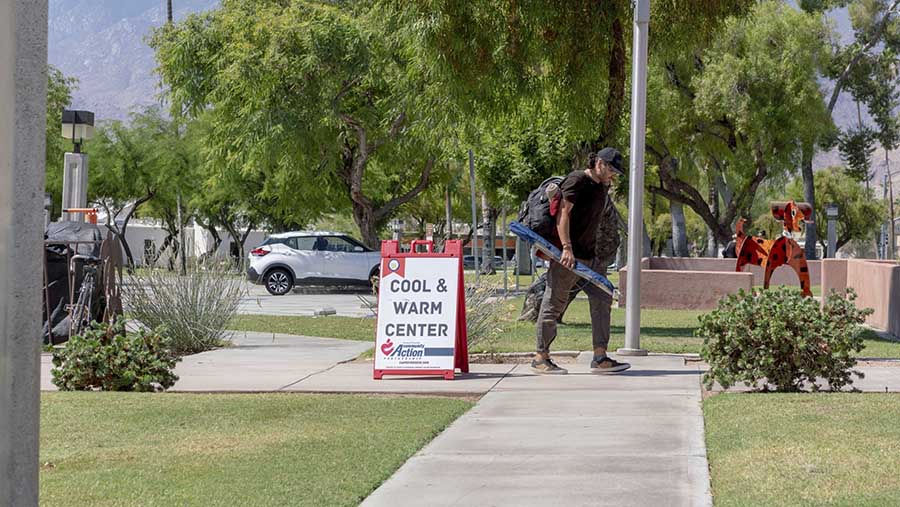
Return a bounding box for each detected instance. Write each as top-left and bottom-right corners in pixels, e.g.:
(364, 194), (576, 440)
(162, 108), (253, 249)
(609, 324), (697, 338)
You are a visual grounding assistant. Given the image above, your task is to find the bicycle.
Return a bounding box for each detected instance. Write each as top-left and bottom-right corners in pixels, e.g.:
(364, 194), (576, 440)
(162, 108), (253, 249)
(67, 254), (102, 338)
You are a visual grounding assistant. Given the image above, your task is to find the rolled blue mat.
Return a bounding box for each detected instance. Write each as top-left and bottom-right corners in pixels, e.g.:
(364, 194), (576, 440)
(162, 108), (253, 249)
(509, 221), (617, 297)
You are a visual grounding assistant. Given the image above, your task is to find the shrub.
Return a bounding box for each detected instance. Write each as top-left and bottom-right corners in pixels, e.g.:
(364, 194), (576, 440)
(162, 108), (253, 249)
(51, 318), (179, 391)
(465, 283), (512, 351)
(123, 263), (245, 355)
(698, 287), (873, 392)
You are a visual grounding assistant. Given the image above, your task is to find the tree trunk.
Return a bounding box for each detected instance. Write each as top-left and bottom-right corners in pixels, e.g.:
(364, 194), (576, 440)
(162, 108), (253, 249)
(351, 200), (380, 251)
(670, 200), (688, 257)
(801, 143), (818, 260)
(112, 222), (137, 270)
(715, 173), (733, 210)
(706, 171), (719, 257)
(445, 186), (453, 239)
(594, 16), (626, 147)
(97, 193), (153, 271)
(176, 189), (186, 274)
(195, 218), (221, 261)
(887, 149), (896, 259)
(642, 220), (651, 260)
(480, 193), (496, 274)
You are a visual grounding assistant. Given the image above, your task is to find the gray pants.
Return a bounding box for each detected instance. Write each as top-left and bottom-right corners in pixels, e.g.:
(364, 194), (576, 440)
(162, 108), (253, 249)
(536, 258), (611, 354)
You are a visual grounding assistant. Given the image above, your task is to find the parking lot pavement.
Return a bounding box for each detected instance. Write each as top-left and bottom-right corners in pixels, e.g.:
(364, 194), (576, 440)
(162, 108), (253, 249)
(238, 283), (376, 317)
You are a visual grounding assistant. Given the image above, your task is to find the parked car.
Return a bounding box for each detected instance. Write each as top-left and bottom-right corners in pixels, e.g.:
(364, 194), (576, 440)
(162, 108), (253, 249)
(463, 255), (508, 270)
(247, 232), (381, 295)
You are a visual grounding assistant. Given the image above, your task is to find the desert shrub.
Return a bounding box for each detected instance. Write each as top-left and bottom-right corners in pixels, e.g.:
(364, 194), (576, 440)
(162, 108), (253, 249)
(698, 287), (872, 392)
(123, 263), (245, 355)
(52, 318), (179, 391)
(465, 283), (511, 350)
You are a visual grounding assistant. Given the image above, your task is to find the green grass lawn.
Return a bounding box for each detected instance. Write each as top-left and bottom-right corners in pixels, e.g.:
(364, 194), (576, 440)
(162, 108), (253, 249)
(40, 392), (471, 507)
(231, 295), (900, 357)
(704, 393), (900, 507)
(231, 314), (376, 341)
(463, 269), (620, 287)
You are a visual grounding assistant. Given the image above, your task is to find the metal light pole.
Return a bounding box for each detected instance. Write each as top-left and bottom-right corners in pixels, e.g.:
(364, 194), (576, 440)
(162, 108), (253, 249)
(2, 1), (47, 504)
(501, 207), (508, 293)
(468, 149), (479, 282)
(619, 0), (651, 356)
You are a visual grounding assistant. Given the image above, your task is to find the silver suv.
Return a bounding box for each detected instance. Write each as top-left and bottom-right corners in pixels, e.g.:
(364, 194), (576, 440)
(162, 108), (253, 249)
(247, 231), (381, 295)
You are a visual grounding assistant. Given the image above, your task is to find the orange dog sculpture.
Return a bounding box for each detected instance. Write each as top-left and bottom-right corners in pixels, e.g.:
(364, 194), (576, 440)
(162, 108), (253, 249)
(735, 200), (814, 297)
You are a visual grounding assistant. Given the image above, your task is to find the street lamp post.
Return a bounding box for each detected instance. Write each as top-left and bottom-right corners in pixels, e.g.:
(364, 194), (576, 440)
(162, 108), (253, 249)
(826, 204), (838, 258)
(619, 0), (651, 356)
(60, 109), (94, 222)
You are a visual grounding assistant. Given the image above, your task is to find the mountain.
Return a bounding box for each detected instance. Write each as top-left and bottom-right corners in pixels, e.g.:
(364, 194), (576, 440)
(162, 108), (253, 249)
(48, 0), (217, 121)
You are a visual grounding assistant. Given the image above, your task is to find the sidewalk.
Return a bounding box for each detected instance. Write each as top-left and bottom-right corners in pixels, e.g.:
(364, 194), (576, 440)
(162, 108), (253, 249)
(362, 354), (711, 507)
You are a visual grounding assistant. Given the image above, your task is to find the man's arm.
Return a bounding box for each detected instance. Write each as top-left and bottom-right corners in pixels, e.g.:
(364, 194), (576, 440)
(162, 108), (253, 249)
(557, 199), (576, 269)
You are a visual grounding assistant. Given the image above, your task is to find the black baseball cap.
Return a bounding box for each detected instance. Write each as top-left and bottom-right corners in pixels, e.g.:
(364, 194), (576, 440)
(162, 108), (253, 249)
(596, 147), (625, 175)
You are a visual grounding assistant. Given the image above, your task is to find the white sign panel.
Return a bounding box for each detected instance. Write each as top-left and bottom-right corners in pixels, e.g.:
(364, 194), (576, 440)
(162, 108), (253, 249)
(375, 256), (459, 371)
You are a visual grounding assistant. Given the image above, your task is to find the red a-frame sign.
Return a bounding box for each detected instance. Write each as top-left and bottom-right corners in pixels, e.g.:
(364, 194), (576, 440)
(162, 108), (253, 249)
(373, 240), (469, 380)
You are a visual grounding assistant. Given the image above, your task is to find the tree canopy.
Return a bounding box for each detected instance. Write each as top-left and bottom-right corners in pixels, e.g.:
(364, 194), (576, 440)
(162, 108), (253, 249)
(151, 0), (447, 247)
(646, 1), (834, 243)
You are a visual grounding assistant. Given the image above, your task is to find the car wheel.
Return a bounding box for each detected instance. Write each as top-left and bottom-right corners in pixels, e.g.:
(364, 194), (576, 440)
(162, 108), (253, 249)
(264, 268), (293, 296)
(369, 268), (380, 295)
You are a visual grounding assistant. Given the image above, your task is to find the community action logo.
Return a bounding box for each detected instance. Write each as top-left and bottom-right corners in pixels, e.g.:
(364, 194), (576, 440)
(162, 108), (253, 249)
(380, 339), (425, 359)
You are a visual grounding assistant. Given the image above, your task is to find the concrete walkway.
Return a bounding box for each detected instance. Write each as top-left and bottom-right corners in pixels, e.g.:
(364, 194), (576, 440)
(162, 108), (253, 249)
(362, 354), (711, 507)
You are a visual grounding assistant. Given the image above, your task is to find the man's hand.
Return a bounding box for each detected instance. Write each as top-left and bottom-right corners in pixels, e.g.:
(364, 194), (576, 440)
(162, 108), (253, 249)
(560, 246), (575, 269)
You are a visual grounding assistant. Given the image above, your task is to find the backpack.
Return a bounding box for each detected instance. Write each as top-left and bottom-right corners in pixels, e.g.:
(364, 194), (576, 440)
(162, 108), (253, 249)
(594, 198), (622, 265)
(518, 176), (564, 240)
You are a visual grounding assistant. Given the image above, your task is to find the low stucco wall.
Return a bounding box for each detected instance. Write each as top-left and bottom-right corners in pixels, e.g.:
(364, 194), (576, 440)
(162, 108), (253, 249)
(617, 257), (899, 333)
(648, 257), (822, 287)
(618, 262), (753, 310)
(822, 259), (900, 338)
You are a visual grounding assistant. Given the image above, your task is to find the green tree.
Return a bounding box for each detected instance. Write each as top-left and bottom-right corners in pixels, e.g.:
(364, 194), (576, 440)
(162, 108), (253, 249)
(45, 66), (78, 219)
(799, 0), (900, 259)
(384, 0), (754, 262)
(789, 166), (886, 252)
(151, 0), (443, 248)
(87, 107), (178, 268)
(646, 1), (834, 246)
(385, 0), (751, 151)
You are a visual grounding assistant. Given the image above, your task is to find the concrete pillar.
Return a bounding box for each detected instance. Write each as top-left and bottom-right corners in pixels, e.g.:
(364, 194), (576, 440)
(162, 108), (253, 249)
(60, 152), (88, 221)
(827, 217), (837, 258)
(820, 259), (848, 306)
(1, 1), (47, 506)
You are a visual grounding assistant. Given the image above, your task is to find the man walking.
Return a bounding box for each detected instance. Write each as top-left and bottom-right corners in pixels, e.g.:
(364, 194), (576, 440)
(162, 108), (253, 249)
(532, 148), (631, 375)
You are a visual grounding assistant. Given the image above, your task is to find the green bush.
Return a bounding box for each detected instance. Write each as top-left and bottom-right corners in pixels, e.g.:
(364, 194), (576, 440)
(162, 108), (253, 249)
(698, 287), (873, 392)
(51, 318), (179, 392)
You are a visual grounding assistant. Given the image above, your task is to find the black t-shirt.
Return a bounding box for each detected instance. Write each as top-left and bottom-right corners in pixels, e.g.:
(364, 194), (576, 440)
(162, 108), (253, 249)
(559, 170), (610, 259)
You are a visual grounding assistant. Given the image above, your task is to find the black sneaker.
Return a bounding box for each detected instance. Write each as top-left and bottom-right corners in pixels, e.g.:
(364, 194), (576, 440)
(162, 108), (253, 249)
(531, 357), (568, 375)
(590, 356), (631, 374)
